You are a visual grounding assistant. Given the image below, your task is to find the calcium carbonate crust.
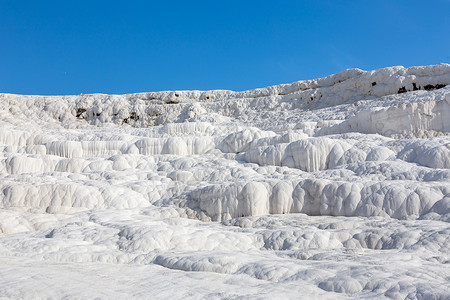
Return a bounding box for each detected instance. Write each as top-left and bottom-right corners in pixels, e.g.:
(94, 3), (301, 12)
(0, 64), (449, 299)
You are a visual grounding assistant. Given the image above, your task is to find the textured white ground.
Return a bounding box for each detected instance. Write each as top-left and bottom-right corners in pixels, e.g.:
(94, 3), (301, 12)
(0, 64), (449, 299)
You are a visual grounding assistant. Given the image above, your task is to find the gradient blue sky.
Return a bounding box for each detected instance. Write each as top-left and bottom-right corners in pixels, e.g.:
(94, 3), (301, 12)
(1, 0), (449, 95)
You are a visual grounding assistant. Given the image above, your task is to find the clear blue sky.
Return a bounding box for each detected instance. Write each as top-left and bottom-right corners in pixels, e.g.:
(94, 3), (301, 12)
(1, 0), (449, 95)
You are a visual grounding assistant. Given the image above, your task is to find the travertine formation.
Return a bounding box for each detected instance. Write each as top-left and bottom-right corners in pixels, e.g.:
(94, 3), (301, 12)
(0, 64), (449, 299)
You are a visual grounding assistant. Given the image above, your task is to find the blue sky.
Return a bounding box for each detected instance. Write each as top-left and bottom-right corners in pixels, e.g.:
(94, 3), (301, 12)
(1, 0), (449, 95)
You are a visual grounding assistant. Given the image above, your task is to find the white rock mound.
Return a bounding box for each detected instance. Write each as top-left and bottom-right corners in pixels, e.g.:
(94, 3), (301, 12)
(0, 64), (449, 299)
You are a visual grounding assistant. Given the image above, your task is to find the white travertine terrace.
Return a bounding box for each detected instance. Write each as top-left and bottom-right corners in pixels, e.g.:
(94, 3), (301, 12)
(0, 64), (449, 299)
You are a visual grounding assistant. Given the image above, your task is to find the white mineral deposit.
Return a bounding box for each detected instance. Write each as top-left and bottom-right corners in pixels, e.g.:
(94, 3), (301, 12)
(0, 64), (449, 299)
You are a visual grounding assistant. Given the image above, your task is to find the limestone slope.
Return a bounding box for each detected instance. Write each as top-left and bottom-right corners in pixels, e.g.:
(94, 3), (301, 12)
(0, 64), (449, 299)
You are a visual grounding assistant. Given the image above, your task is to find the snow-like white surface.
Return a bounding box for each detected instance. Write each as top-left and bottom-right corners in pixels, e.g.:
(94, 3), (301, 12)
(0, 64), (449, 299)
